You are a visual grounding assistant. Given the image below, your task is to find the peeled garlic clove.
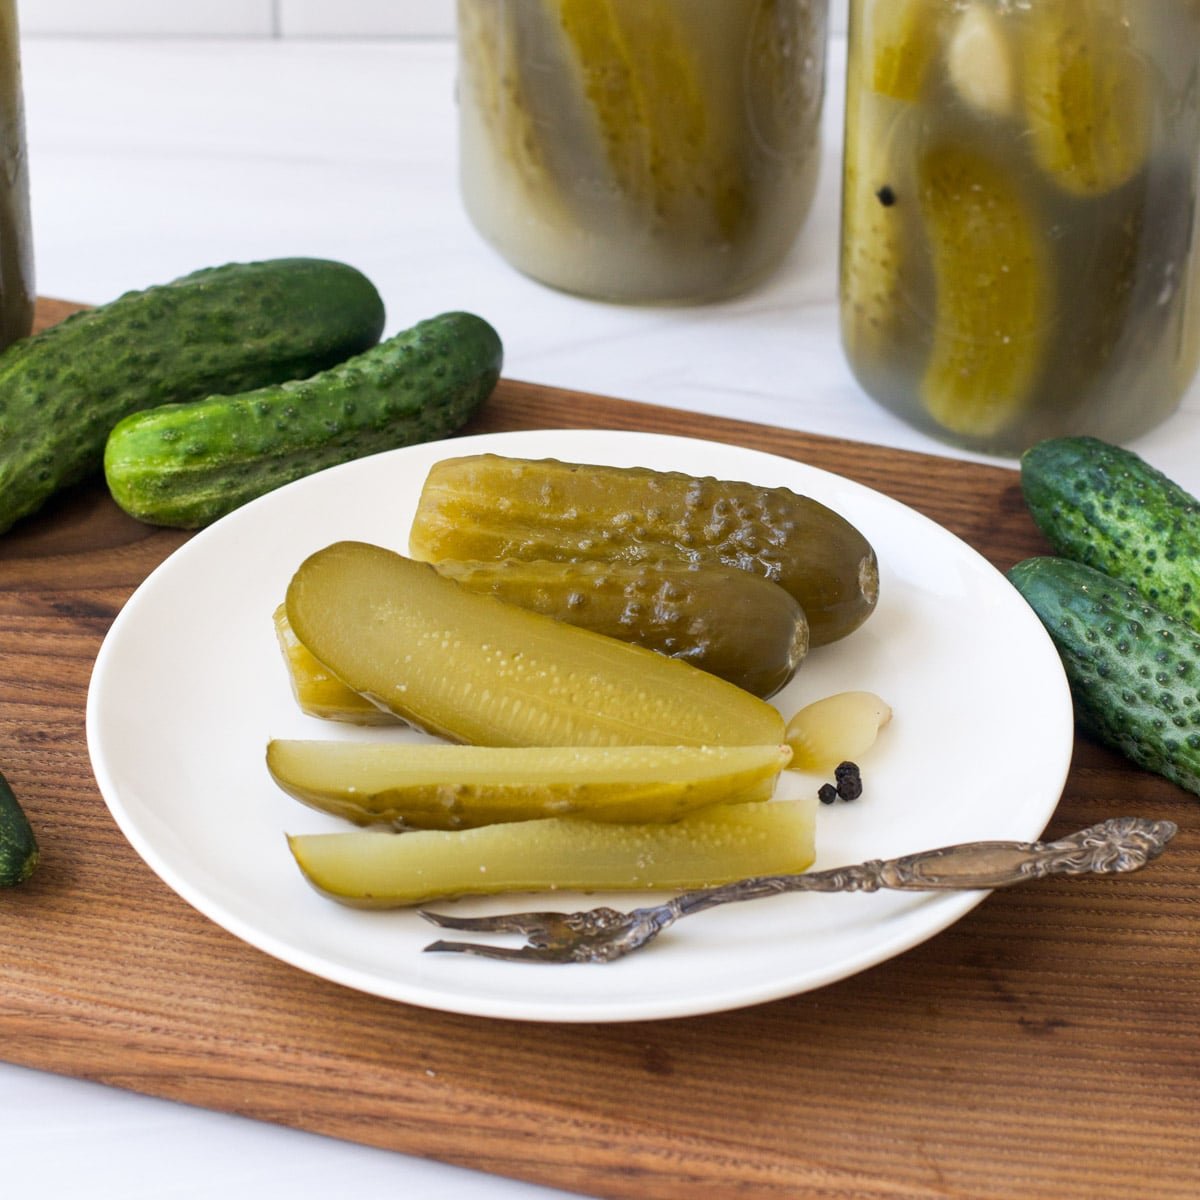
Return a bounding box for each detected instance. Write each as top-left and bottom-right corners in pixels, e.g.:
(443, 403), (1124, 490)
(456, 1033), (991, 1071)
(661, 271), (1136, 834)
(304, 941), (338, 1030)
(785, 691), (893, 772)
(947, 3), (1015, 119)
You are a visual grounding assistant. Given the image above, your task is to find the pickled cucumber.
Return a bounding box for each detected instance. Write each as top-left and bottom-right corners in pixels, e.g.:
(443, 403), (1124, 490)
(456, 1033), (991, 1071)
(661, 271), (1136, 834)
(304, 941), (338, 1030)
(267, 741), (791, 829)
(285, 541), (786, 748)
(865, 0), (947, 102)
(273, 604), (396, 725)
(840, 97), (920, 370)
(287, 798), (817, 908)
(409, 455), (879, 646)
(917, 144), (1049, 439)
(456, 0), (570, 226)
(1021, 0), (1151, 197)
(435, 558), (808, 698)
(550, 0), (748, 241)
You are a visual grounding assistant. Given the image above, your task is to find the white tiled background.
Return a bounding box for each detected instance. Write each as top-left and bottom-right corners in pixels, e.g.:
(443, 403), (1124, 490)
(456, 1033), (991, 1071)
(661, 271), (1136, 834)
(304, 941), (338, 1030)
(19, 0), (850, 39)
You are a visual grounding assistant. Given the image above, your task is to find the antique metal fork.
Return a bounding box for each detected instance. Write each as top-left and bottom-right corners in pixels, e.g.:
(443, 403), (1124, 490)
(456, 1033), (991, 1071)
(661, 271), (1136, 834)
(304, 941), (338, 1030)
(419, 817), (1177, 964)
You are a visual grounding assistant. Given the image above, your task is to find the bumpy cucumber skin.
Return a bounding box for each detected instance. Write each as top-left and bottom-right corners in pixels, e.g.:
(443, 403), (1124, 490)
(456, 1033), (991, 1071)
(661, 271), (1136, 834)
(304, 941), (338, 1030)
(0, 258), (385, 534)
(1008, 555), (1200, 796)
(1021, 437), (1200, 631)
(434, 558), (809, 698)
(0, 768), (38, 887)
(410, 454), (879, 646)
(104, 312), (502, 529)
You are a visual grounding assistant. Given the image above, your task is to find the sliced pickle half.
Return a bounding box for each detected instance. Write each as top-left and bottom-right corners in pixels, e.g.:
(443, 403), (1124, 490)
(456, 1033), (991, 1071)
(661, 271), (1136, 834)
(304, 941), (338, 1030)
(1021, 0), (1151, 197)
(288, 798), (817, 908)
(267, 740), (791, 829)
(285, 541), (785, 749)
(863, 0), (948, 103)
(917, 143), (1050, 439)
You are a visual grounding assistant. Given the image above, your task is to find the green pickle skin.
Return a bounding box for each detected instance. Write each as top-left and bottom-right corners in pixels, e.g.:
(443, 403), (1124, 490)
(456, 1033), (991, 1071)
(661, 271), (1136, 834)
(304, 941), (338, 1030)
(435, 558), (808, 698)
(410, 455), (879, 647)
(0, 258), (386, 533)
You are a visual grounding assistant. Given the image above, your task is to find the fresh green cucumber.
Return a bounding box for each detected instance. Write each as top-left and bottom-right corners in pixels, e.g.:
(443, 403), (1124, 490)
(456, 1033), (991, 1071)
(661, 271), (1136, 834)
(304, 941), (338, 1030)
(1021, 436), (1200, 630)
(0, 258), (386, 534)
(1008, 555), (1200, 796)
(103, 311), (503, 529)
(0, 768), (38, 887)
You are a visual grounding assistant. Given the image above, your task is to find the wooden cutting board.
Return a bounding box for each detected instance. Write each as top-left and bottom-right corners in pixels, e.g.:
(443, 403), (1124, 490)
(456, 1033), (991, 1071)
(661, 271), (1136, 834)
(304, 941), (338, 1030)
(1, 299), (1197, 1200)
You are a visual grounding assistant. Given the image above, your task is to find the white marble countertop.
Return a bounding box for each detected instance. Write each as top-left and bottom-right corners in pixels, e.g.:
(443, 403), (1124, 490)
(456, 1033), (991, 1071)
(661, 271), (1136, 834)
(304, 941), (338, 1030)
(5, 30), (1200, 1200)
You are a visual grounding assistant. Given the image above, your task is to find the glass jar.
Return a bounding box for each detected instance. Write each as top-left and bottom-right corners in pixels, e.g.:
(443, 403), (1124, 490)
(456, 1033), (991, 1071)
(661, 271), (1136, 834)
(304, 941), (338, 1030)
(839, 0), (1200, 456)
(0, 0), (31, 350)
(456, 0), (828, 304)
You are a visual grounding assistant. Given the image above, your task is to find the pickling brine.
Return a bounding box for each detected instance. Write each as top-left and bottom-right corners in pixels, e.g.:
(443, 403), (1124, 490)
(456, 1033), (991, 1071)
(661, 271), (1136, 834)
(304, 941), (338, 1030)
(456, 0), (828, 303)
(840, 0), (1200, 455)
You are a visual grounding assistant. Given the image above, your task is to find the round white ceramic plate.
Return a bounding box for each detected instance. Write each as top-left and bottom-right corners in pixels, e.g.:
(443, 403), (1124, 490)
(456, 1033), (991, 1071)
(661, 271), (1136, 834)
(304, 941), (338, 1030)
(86, 429), (1074, 1023)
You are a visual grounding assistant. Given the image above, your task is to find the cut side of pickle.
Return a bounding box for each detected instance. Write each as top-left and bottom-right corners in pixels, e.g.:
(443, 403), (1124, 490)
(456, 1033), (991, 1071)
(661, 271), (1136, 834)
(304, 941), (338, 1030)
(267, 740), (791, 829)
(435, 558), (808, 699)
(285, 541), (785, 749)
(1021, 0), (1151, 197)
(273, 604), (398, 724)
(917, 143), (1049, 439)
(287, 798), (817, 908)
(409, 454), (879, 646)
(785, 691), (892, 773)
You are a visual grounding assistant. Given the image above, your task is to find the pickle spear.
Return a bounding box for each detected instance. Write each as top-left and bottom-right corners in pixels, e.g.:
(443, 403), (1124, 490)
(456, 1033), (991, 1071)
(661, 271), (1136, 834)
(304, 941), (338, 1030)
(1021, 0), (1151, 197)
(285, 541), (785, 748)
(274, 603), (397, 724)
(409, 455), (879, 646)
(917, 144), (1049, 440)
(267, 741), (791, 829)
(288, 798), (817, 908)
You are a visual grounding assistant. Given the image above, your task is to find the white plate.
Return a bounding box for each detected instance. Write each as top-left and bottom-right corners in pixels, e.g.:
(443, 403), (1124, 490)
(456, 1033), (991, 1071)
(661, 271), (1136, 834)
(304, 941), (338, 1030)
(86, 429), (1073, 1023)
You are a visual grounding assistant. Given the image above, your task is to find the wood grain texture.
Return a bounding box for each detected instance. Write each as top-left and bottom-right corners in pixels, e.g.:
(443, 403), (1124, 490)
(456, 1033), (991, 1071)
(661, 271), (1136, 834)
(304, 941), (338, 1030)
(1, 300), (1197, 1200)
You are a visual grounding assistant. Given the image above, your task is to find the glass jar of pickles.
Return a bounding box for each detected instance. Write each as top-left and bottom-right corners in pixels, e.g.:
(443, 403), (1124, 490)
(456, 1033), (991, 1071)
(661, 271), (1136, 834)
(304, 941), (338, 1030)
(840, 0), (1200, 455)
(0, 0), (32, 350)
(456, 0), (829, 304)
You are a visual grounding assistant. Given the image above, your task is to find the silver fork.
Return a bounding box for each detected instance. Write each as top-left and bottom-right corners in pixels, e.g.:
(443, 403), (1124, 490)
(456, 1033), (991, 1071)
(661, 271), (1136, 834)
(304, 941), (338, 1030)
(419, 817), (1177, 964)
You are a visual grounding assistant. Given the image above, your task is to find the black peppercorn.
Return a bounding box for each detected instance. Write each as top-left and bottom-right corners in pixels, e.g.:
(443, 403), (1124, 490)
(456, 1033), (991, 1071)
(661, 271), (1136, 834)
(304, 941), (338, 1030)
(834, 761), (863, 802)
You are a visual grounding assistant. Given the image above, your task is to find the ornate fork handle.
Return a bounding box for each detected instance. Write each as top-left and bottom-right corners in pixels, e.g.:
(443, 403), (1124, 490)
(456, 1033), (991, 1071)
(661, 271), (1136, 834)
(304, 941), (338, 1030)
(671, 817), (1178, 919)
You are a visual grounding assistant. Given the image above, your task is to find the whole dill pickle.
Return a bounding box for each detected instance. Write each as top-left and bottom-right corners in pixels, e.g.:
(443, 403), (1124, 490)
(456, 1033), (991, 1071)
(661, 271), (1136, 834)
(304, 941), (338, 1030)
(409, 455), (879, 646)
(435, 558), (808, 698)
